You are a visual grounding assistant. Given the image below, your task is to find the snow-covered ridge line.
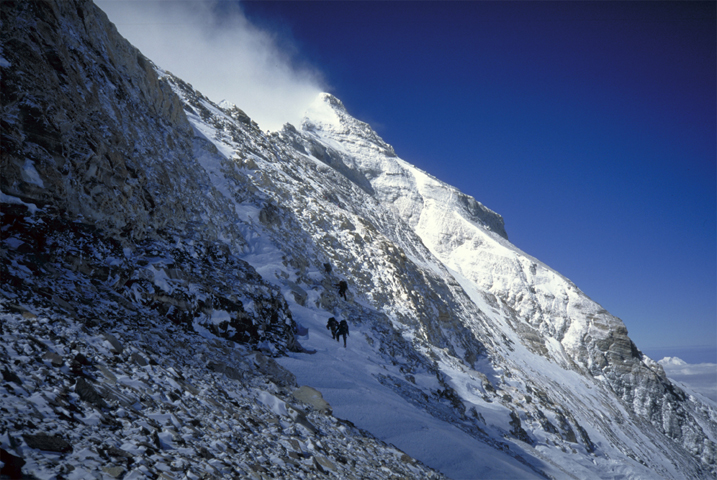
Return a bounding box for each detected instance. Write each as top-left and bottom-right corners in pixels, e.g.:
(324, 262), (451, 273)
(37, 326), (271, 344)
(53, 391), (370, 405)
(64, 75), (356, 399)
(301, 93), (508, 240)
(292, 92), (717, 477)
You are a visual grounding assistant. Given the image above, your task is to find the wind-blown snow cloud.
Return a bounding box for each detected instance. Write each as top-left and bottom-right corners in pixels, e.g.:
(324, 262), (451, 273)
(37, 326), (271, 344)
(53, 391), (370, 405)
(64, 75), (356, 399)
(659, 357), (717, 403)
(95, 0), (325, 132)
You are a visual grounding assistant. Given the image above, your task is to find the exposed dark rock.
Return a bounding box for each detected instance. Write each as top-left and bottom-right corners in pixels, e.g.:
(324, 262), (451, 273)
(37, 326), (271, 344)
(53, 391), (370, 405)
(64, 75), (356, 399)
(556, 412), (578, 444)
(129, 352), (148, 367)
(206, 361), (244, 381)
(102, 333), (124, 355)
(75, 377), (108, 409)
(251, 352), (297, 388)
(105, 445), (132, 460)
(150, 430), (161, 450)
(42, 351), (64, 367)
(293, 411), (319, 435)
(0, 448), (25, 479)
(69, 353), (91, 376)
(509, 411), (532, 444)
(27, 336), (48, 351)
(198, 446), (213, 459)
(22, 434), (72, 453)
(2, 368), (22, 385)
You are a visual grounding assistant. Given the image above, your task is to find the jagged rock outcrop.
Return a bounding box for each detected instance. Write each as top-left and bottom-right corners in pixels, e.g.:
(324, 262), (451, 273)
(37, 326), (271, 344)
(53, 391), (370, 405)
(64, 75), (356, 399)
(0, 0), (243, 246)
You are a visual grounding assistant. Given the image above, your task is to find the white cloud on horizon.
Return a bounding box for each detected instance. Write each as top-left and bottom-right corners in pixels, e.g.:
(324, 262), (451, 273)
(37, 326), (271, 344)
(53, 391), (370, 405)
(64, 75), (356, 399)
(95, 0), (326, 132)
(659, 357), (717, 403)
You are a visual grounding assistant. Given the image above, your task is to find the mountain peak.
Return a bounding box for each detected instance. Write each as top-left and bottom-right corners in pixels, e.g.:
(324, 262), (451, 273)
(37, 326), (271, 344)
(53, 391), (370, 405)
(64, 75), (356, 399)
(318, 92), (347, 112)
(302, 92), (345, 130)
(301, 92), (396, 157)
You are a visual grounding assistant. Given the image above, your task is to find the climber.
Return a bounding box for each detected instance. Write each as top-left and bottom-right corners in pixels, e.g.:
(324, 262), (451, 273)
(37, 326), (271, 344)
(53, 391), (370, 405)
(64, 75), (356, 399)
(326, 317), (339, 339)
(336, 319), (349, 348)
(336, 280), (348, 300)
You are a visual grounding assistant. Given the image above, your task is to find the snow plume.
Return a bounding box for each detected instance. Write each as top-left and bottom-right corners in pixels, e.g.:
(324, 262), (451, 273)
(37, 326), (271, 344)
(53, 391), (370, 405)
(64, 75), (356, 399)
(95, 0), (325, 132)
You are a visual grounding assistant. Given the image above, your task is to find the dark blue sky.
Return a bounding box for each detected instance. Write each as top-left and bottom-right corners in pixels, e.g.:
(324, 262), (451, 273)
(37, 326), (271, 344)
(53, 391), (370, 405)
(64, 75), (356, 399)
(239, 1), (716, 362)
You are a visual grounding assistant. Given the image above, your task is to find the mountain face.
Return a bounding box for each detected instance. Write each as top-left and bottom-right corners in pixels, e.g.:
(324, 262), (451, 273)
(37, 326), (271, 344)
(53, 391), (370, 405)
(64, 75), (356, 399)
(1, 1), (715, 479)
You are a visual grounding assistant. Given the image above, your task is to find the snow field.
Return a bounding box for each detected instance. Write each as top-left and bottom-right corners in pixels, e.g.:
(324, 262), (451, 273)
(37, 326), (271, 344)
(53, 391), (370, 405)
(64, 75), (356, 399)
(276, 288), (552, 480)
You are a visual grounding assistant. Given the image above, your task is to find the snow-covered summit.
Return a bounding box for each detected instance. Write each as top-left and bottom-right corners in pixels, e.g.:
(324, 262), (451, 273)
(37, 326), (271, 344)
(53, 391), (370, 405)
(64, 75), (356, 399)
(302, 92), (397, 158)
(302, 93), (346, 129)
(300, 92), (509, 241)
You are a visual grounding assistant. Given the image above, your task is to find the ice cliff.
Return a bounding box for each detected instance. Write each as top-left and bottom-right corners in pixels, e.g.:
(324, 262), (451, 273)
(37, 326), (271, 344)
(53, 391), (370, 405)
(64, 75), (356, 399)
(1, 1), (715, 479)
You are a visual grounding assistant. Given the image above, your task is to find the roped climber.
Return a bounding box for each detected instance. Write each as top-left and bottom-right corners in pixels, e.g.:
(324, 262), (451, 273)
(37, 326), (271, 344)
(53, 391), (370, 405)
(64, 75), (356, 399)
(326, 317), (339, 339)
(337, 280), (348, 300)
(336, 319), (349, 348)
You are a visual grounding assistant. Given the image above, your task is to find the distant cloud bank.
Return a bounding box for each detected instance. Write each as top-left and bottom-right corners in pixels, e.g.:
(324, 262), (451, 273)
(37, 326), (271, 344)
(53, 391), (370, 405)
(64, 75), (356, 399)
(659, 357), (717, 403)
(96, 0), (325, 132)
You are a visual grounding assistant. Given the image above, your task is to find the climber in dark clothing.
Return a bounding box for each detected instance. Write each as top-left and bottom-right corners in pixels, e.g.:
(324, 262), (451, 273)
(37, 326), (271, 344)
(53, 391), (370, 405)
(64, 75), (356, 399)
(326, 317), (339, 339)
(336, 319), (349, 348)
(337, 280), (348, 300)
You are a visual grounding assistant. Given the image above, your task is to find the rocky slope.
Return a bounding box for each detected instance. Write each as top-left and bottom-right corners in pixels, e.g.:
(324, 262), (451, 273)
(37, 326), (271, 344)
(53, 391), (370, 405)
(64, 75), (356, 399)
(0, 206), (444, 480)
(1, 1), (715, 479)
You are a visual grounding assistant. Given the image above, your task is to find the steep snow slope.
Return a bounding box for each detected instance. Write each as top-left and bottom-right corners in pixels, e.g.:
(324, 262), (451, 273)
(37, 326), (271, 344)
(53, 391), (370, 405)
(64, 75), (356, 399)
(1, 1), (715, 479)
(295, 93), (717, 478)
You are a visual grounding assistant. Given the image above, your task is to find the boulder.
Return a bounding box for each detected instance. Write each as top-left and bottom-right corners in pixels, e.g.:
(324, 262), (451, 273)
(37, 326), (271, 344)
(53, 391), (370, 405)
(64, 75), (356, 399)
(292, 386), (332, 415)
(251, 352), (297, 388)
(130, 352), (148, 367)
(2, 367), (22, 385)
(103, 466), (125, 478)
(42, 351), (64, 367)
(75, 377), (108, 409)
(102, 333), (124, 354)
(206, 361), (244, 381)
(22, 433), (72, 453)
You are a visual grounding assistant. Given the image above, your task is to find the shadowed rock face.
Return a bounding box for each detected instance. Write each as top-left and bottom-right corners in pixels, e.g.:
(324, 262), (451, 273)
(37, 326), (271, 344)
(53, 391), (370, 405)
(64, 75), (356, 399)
(0, 0), (243, 246)
(0, 207), (300, 355)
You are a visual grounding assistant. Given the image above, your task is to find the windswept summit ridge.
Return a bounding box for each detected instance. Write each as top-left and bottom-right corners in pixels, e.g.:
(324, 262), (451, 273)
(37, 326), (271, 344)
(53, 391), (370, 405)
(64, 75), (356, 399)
(301, 92), (508, 240)
(302, 92), (398, 158)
